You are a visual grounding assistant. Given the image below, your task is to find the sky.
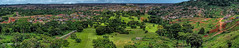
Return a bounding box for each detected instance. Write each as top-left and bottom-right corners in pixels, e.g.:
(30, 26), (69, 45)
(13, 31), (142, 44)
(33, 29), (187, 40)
(0, 0), (189, 4)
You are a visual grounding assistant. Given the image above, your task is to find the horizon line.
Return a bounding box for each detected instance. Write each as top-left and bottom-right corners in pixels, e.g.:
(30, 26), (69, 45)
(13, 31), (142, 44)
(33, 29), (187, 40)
(0, 3), (176, 5)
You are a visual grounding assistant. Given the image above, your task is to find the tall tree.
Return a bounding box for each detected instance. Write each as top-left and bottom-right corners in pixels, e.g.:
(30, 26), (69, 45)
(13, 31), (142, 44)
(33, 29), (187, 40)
(198, 28), (205, 34)
(186, 33), (203, 48)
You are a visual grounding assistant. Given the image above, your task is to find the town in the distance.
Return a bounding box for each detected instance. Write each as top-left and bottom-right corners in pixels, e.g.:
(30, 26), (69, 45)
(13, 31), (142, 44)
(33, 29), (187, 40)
(1, 0), (239, 48)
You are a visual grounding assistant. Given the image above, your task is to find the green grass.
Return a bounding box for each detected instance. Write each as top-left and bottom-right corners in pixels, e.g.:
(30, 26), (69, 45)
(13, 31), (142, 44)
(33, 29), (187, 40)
(65, 27), (158, 48)
(120, 16), (141, 23)
(108, 29), (158, 48)
(65, 28), (100, 48)
(203, 30), (239, 48)
(145, 23), (160, 33)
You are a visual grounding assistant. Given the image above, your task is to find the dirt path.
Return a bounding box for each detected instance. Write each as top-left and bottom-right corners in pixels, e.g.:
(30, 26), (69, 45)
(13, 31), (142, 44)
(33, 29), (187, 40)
(211, 18), (239, 37)
(211, 18), (224, 37)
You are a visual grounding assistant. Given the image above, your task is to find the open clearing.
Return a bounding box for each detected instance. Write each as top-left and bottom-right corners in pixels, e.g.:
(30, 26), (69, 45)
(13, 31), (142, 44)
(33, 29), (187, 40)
(65, 27), (158, 48)
(65, 28), (99, 48)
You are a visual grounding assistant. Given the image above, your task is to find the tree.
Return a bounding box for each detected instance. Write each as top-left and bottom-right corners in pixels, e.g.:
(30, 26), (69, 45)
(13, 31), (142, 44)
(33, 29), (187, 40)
(93, 38), (116, 48)
(36, 27), (44, 34)
(156, 29), (167, 36)
(20, 38), (38, 48)
(81, 21), (89, 28)
(96, 26), (114, 35)
(131, 25), (137, 29)
(182, 23), (194, 33)
(47, 26), (62, 36)
(11, 33), (30, 43)
(124, 45), (136, 48)
(186, 33), (203, 48)
(145, 30), (148, 33)
(231, 37), (239, 48)
(77, 26), (83, 32)
(198, 28), (205, 34)
(162, 23), (184, 39)
(71, 34), (77, 39)
(0, 25), (2, 33)
(140, 25), (146, 29)
(63, 40), (69, 47)
(75, 38), (81, 43)
(50, 39), (69, 48)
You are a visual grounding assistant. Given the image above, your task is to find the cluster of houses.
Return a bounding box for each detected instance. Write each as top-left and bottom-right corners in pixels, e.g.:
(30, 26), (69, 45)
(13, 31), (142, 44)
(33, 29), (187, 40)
(1, 12), (92, 24)
(223, 14), (239, 23)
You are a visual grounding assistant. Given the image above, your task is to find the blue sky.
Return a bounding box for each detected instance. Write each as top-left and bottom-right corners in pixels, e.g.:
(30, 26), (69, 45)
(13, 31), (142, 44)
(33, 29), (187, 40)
(0, 0), (189, 4)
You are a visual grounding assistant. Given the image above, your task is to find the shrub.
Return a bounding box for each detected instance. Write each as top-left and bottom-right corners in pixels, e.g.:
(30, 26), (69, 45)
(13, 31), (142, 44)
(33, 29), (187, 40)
(71, 34), (77, 39)
(75, 38), (81, 43)
(131, 25), (137, 29)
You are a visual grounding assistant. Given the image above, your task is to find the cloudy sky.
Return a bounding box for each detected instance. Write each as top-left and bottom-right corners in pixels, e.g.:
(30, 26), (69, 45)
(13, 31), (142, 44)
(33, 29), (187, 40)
(0, 0), (189, 4)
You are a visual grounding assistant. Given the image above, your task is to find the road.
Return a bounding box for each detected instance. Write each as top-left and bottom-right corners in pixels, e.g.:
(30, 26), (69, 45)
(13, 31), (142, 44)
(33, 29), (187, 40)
(211, 18), (239, 37)
(59, 30), (77, 39)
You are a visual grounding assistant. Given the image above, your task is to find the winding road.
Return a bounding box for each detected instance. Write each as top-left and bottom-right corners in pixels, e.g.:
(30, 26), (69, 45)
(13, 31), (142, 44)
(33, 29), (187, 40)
(211, 18), (224, 37)
(211, 18), (239, 37)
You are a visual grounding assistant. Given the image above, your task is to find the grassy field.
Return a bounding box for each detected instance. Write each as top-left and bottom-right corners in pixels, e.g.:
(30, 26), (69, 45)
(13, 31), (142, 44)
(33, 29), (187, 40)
(65, 27), (158, 48)
(65, 28), (100, 48)
(120, 16), (141, 23)
(145, 23), (161, 33)
(108, 29), (158, 48)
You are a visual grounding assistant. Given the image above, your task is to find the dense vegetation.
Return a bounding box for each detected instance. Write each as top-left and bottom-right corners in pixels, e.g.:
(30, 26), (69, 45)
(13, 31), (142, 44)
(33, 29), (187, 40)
(0, 8), (75, 16)
(1, 0), (239, 48)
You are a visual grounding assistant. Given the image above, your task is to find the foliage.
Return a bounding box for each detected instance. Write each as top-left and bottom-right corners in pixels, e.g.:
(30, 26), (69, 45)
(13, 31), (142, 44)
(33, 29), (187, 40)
(75, 38), (82, 43)
(71, 34), (77, 39)
(93, 38), (116, 48)
(186, 33), (203, 48)
(20, 38), (38, 48)
(198, 28), (205, 34)
(96, 26), (114, 35)
(129, 36), (176, 48)
(50, 39), (69, 48)
(131, 25), (137, 29)
(231, 37), (239, 48)
(0, 20), (85, 36)
(77, 26), (84, 32)
(124, 45), (136, 48)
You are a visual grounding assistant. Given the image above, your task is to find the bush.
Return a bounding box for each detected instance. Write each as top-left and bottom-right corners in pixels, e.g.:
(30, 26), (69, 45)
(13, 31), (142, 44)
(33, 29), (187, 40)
(131, 25), (137, 29)
(118, 30), (129, 34)
(145, 31), (148, 33)
(71, 34), (77, 39)
(77, 26), (84, 32)
(96, 26), (114, 35)
(75, 38), (81, 43)
(198, 28), (205, 34)
(93, 38), (116, 48)
(140, 25), (146, 29)
(124, 45), (136, 48)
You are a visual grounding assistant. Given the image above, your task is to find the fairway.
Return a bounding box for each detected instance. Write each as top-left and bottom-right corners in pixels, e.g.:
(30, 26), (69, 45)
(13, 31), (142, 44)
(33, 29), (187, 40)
(109, 29), (158, 48)
(65, 28), (158, 48)
(66, 28), (100, 48)
(145, 23), (160, 33)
